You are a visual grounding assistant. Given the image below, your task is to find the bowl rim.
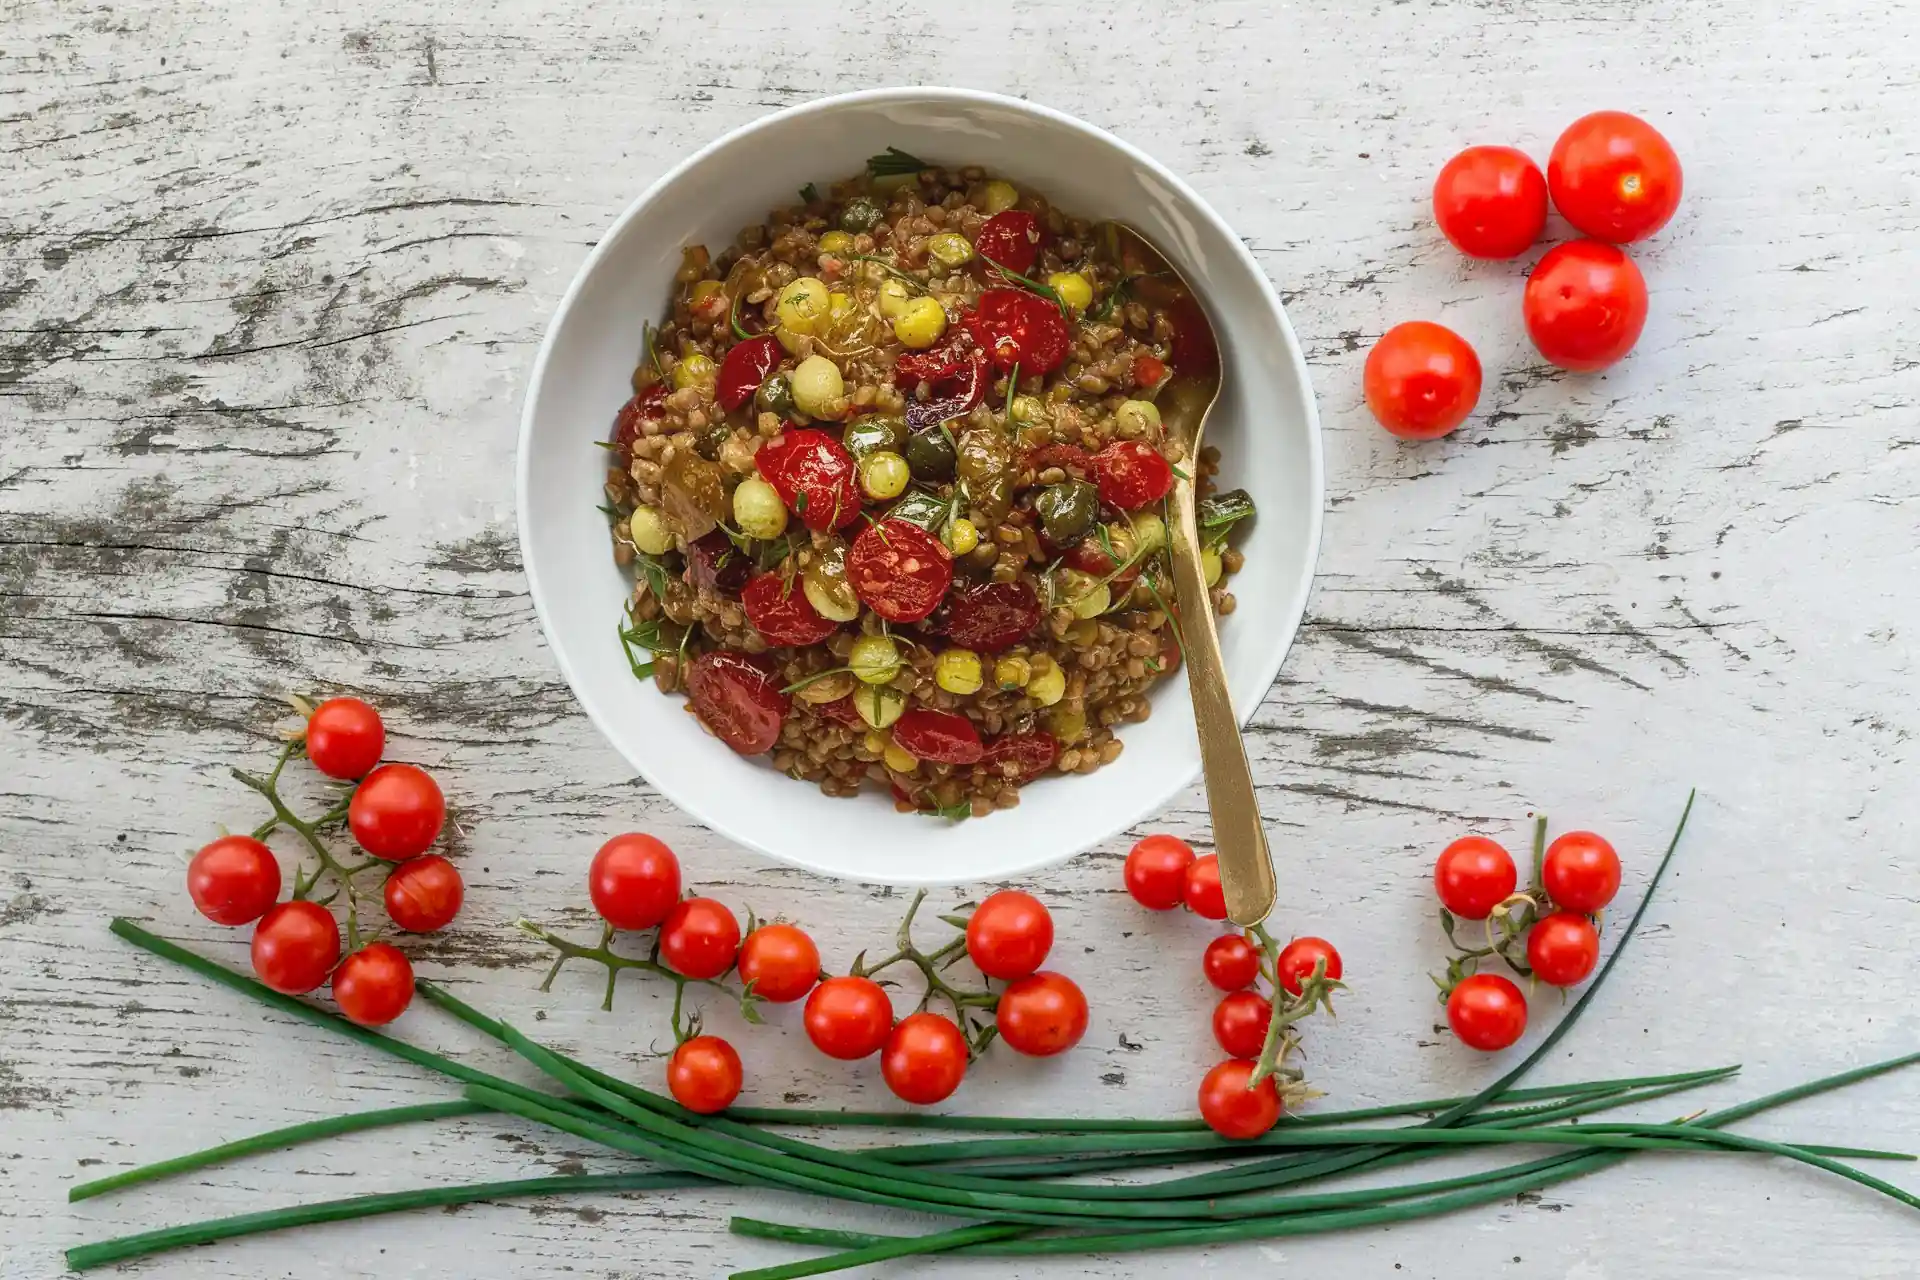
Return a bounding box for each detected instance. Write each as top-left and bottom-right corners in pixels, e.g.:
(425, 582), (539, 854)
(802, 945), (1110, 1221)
(516, 85), (1325, 879)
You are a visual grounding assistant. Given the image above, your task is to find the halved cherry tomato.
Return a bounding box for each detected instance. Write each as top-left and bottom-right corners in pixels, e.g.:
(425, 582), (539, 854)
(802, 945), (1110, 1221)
(1064, 536), (1141, 591)
(687, 529), (751, 595)
(1548, 111), (1683, 244)
(966, 289), (1071, 375)
(847, 519), (953, 623)
(348, 763), (445, 861)
(332, 942), (415, 1027)
(816, 696), (865, 729)
(251, 900), (341, 995)
(717, 335), (784, 411)
(612, 385), (668, 455)
(881, 1011), (969, 1105)
(941, 579), (1040, 652)
(1202, 934), (1260, 992)
(979, 731), (1058, 783)
(188, 835), (281, 926)
(756, 428), (860, 530)
(895, 329), (973, 385)
(305, 697), (384, 780)
(1198, 1059), (1281, 1138)
(737, 923), (821, 1003)
(1184, 854), (1227, 920)
(383, 854), (463, 933)
(659, 897), (741, 980)
(667, 1035), (743, 1113)
(896, 331), (989, 432)
(973, 210), (1042, 277)
(891, 707), (985, 766)
(1124, 834), (1195, 910)
(805, 975), (895, 1060)
(685, 651), (790, 756)
(1432, 145), (1549, 259)
(1090, 441), (1174, 509)
(1275, 936), (1343, 996)
(965, 889), (1053, 980)
(742, 573), (839, 646)
(995, 971), (1088, 1057)
(1522, 240), (1648, 372)
(1364, 321), (1482, 440)
(1132, 353), (1167, 389)
(588, 833), (681, 930)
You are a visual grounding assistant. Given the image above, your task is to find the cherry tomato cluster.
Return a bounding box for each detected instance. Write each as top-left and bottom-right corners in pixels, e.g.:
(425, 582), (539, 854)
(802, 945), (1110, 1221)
(1431, 819), (1623, 1052)
(1367, 111), (1684, 441)
(185, 697), (461, 1029)
(1123, 833), (1345, 1139)
(541, 835), (1092, 1113)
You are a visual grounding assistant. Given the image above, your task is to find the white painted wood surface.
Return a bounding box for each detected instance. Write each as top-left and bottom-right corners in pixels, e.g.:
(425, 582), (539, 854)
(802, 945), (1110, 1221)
(6, 1), (1920, 1275)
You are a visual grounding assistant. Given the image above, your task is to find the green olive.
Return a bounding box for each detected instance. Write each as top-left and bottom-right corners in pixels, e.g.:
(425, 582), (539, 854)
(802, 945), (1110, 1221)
(754, 373), (795, 419)
(887, 490), (948, 532)
(843, 414), (908, 458)
(955, 429), (1013, 524)
(905, 428), (958, 482)
(1035, 479), (1098, 545)
(694, 420), (732, 461)
(838, 197), (884, 234)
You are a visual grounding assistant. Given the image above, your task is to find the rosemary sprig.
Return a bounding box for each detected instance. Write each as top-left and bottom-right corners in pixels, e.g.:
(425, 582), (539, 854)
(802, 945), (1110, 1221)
(867, 146), (929, 177)
(729, 293), (751, 343)
(847, 254), (930, 293)
(978, 251), (1069, 317)
(781, 665), (853, 696)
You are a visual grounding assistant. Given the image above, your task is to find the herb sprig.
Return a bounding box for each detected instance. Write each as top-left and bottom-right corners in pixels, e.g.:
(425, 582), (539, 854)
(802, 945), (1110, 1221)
(978, 251), (1069, 317)
(866, 146), (929, 177)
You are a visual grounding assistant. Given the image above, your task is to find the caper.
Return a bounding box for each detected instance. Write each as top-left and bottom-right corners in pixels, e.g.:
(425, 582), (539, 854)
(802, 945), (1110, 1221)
(694, 420), (732, 461)
(837, 196), (884, 234)
(905, 428), (957, 482)
(754, 373), (795, 419)
(843, 414), (908, 458)
(1035, 479), (1098, 545)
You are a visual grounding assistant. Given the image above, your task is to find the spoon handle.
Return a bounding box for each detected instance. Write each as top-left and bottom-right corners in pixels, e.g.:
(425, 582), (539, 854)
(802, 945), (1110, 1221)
(1166, 478), (1276, 926)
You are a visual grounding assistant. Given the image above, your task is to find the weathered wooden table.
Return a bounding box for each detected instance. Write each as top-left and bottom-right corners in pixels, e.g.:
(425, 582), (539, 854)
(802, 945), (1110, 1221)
(7, 2), (1919, 1275)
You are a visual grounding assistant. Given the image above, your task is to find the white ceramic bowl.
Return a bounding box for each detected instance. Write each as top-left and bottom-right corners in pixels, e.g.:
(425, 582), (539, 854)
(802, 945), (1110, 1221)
(519, 87), (1322, 886)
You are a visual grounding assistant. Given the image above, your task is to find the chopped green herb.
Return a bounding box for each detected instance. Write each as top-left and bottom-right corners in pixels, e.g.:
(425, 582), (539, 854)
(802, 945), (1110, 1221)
(1198, 487), (1256, 551)
(799, 182), (821, 205)
(978, 251), (1070, 318)
(715, 523), (754, 552)
(1169, 462), (1192, 482)
(781, 665), (853, 696)
(728, 294), (751, 343)
(642, 321), (666, 380)
(866, 146), (929, 177)
(920, 800), (972, 822)
(631, 551), (674, 603)
(1003, 361), (1020, 419)
(1140, 574), (1188, 668)
(847, 254), (930, 293)
(592, 439), (621, 453)
(617, 612), (685, 683)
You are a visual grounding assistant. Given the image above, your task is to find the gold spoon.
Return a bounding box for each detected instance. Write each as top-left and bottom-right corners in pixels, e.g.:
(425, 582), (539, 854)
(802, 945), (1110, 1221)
(1098, 222), (1276, 927)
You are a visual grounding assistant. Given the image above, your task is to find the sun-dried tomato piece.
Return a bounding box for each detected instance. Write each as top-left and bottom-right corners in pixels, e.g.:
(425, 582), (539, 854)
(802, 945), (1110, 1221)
(979, 731), (1059, 783)
(942, 580), (1041, 653)
(685, 651), (789, 756)
(891, 707), (984, 766)
(847, 519), (953, 623)
(757, 428), (860, 531)
(742, 573), (838, 646)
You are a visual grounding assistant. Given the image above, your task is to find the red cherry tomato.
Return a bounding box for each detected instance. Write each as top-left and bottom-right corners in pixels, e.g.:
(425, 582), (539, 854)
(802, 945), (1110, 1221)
(383, 854), (464, 933)
(804, 976), (895, 1060)
(1523, 240), (1648, 372)
(881, 1012), (969, 1105)
(742, 573), (839, 647)
(890, 706), (984, 766)
(979, 731), (1059, 784)
(1132, 353), (1167, 389)
(965, 289), (1070, 375)
(250, 901), (342, 995)
(846, 518), (953, 623)
(612, 385), (668, 456)
(716, 334), (784, 411)
(1447, 973), (1528, 1051)
(305, 697), (385, 780)
(1212, 990), (1273, 1058)
(187, 835), (281, 926)
(1364, 321), (1482, 440)
(685, 651), (790, 756)
(995, 971), (1088, 1057)
(973, 210), (1042, 277)
(816, 695), (865, 729)
(898, 344), (989, 432)
(347, 763), (445, 861)
(1548, 111), (1683, 244)
(1089, 441), (1174, 510)
(331, 942), (415, 1027)
(1198, 1059), (1282, 1139)
(1184, 854), (1226, 920)
(1527, 912), (1601, 987)
(667, 1035), (743, 1114)
(1275, 936), (1343, 997)
(1541, 831), (1622, 913)
(1434, 836), (1518, 920)
(1202, 934), (1260, 992)
(737, 923), (821, 1004)
(659, 898), (741, 980)
(940, 579), (1041, 652)
(1432, 146), (1549, 259)
(756, 428), (860, 531)
(1063, 535), (1142, 592)
(587, 833), (682, 930)
(686, 529), (752, 596)
(965, 890), (1054, 980)
(1124, 834), (1195, 910)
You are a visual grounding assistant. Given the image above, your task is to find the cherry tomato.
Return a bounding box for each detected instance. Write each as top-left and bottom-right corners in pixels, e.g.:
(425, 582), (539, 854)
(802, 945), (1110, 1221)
(881, 1012), (969, 1105)
(685, 651), (790, 756)
(331, 942), (415, 1027)
(979, 731), (1059, 784)
(940, 579), (1041, 652)
(1522, 240), (1648, 372)
(995, 971), (1088, 1057)
(816, 696), (865, 729)
(1275, 936), (1343, 997)
(1432, 145), (1549, 259)
(587, 833), (682, 930)
(612, 385), (668, 457)
(1447, 973), (1528, 1051)
(347, 763), (445, 861)
(804, 976), (895, 1060)
(1541, 831), (1622, 913)
(187, 835), (281, 926)
(973, 210), (1043, 277)
(742, 573), (839, 647)
(1132, 353), (1167, 389)
(1548, 111), (1683, 244)
(716, 334), (784, 411)
(965, 890), (1054, 980)
(250, 900), (342, 995)
(1124, 834), (1195, 910)
(1063, 534), (1141, 591)
(737, 923), (821, 1004)
(1527, 912), (1601, 987)
(383, 854), (463, 933)
(1184, 853), (1227, 920)
(1433, 836), (1518, 920)
(890, 707), (984, 766)
(667, 1035), (743, 1114)
(1197, 1059), (1282, 1139)
(1089, 441), (1174, 509)
(847, 519), (953, 623)
(686, 529), (752, 596)
(1363, 321), (1482, 440)
(1212, 990), (1273, 1058)
(658, 897), (740, 980)
(756, 428), (860, 531)
(305, 696), (385, 780)
(1202, 934), (1260, 992)
(965, 289), (1070, 375)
